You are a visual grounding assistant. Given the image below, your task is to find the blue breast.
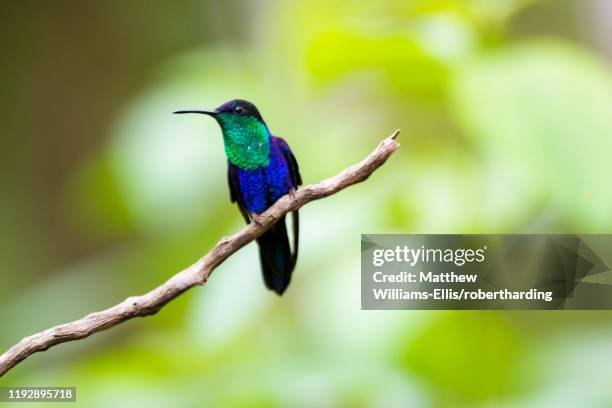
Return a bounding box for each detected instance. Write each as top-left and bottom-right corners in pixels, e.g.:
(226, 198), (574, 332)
(237, 141), (291, 213)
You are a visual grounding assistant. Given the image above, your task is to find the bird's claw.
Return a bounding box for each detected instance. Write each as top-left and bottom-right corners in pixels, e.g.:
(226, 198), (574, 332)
(251, 213), (264, 226)
(288, 188), (296, 199)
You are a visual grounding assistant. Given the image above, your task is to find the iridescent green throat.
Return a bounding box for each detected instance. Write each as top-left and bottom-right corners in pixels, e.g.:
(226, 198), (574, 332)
(217, 113), (270, 170)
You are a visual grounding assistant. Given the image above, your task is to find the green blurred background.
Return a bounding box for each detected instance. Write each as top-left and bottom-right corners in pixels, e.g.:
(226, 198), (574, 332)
(2, 0), (612, 406)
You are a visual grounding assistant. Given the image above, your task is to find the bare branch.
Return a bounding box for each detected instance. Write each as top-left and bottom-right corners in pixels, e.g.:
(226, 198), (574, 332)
(0, 130), (400, 377)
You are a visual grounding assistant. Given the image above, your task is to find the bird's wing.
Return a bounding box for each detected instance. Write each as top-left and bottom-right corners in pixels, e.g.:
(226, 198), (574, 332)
(227, 162), (251, 224)
(274, 136), (301, 268)
(276, 136), (302, 187)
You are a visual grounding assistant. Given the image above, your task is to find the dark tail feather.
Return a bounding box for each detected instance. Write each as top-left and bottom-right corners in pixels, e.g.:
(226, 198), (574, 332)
(291, 210), (299, 267)
(257, 213), (298, 295)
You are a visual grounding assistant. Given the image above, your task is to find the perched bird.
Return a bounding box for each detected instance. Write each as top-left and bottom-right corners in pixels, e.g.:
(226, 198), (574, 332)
(174, 99), (302, 295)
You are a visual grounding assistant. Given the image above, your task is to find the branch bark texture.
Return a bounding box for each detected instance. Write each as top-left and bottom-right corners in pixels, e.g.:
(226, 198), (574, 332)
(0, 130), (400, 377)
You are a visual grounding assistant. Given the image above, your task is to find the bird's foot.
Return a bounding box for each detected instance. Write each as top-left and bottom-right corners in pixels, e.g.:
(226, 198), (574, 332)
(288, 188), (297, 199)
(251, 212), (264, 226)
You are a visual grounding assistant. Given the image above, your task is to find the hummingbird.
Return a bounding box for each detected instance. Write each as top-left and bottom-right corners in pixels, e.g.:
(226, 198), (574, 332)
(174, 99), (302, 295)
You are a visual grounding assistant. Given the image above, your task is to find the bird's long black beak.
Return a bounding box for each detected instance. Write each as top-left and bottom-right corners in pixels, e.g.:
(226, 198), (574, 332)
(173, 109), (218, 116)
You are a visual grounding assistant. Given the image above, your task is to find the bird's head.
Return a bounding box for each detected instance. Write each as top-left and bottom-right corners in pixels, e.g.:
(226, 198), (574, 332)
(174, 99), (271, 168)
(174, 99), (267, 136)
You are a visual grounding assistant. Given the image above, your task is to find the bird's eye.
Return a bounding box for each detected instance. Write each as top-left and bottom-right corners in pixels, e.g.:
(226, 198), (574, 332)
(233, 106), (244, 114)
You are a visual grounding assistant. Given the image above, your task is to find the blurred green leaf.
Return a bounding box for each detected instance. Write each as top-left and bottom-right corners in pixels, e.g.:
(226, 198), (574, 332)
(450, 40), (612, 229)
(400, 312), (520, 403)
(306, 30), (448, 98)
(64, 155), (135, 238)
